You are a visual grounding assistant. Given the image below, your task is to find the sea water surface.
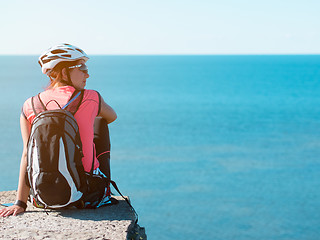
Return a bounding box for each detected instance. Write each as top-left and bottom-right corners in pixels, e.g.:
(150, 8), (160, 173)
(0, 55), (319, 240)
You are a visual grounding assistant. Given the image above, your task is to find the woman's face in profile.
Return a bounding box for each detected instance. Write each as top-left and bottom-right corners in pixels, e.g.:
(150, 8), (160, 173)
(69, 60), (90, 90)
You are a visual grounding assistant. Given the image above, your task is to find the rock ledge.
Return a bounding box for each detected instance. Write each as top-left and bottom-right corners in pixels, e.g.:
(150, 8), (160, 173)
(0, 190), (146, 240)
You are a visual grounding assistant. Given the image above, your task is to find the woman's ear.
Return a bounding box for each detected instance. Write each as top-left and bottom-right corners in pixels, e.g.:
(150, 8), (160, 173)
(61, 68), (68, 81)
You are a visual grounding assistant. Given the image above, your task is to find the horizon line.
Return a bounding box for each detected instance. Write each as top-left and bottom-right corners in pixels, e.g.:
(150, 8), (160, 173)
(0, 53), (320, 56)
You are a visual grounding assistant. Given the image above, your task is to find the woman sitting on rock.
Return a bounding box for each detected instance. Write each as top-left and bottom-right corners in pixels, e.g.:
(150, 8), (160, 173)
(0, 43), (117, 217)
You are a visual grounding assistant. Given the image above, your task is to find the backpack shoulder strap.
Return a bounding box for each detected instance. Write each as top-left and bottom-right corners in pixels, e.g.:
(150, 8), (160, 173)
(62, 91), (81, 109)
(31, 94), (47, 116)
(31, 96), (37, 116)
(74, 90), (85, 114)
(37, 94), (47, 111)
(64, 90), (85, 115)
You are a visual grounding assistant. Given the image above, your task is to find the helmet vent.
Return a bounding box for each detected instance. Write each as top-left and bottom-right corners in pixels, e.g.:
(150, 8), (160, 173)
(42, 59), (52, 64)
(76, 48), (85, 54)
(40, 55), (48, 60)
(51, 49), (68, 54)
(61, 54), (72, 58)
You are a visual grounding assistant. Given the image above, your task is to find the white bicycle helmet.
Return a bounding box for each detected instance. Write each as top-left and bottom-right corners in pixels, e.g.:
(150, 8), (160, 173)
(38, 43), (89, 74)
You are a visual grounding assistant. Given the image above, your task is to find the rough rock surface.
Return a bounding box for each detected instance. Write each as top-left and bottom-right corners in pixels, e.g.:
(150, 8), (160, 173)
(0, 191), (146, 240)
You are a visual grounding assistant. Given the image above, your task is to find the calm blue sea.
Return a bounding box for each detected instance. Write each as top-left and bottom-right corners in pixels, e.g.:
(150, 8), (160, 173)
(0, 55), (320, 240)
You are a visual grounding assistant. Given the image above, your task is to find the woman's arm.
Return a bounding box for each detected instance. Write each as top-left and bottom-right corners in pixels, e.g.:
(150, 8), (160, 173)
(98, 96), (117, 124)
(0, 115), (31, 217)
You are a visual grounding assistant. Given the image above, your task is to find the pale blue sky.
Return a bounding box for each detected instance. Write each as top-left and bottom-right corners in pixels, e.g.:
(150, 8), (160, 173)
(0, 0), (319, 55)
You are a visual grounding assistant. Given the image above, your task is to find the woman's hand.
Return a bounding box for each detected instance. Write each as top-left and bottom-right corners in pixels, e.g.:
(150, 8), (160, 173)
(0, 205), (25, 217)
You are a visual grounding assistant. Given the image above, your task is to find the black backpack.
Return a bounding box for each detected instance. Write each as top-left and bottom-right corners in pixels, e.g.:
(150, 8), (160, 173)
(26, 90), (89, 208)
(26, 90), (138, 220)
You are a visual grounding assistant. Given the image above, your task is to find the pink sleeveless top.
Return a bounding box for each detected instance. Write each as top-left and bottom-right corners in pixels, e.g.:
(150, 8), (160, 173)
(22, 86), (100, 172)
